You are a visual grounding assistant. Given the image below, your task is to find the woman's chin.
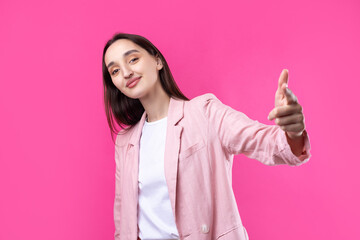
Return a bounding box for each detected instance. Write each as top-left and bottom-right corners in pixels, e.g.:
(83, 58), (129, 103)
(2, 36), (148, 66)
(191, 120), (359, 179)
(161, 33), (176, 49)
(123, 90), (146, 100)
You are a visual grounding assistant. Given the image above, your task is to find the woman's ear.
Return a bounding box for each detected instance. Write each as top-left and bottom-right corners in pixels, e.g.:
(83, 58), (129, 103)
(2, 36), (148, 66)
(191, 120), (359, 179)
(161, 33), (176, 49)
(156, 56), (163, 70)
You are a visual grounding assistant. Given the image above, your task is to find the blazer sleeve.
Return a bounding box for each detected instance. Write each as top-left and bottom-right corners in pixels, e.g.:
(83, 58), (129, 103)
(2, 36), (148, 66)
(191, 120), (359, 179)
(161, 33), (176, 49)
(201, 93), (311, 166)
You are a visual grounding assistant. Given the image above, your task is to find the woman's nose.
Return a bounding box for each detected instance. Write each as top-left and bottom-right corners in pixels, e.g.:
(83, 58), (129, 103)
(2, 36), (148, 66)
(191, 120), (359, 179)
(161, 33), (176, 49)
(122, 65), (133, 79)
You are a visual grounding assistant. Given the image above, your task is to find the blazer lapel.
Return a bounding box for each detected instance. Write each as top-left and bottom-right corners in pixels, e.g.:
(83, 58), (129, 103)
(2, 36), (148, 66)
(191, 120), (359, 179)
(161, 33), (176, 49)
(164, 97), (184, 221)
(125, 110), (146, 236)
(126, 96), (185, 234)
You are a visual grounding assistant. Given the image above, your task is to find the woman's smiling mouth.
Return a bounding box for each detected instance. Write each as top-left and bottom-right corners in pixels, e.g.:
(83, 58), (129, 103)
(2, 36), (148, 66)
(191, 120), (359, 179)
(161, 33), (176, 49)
(126, 76), (142, 88)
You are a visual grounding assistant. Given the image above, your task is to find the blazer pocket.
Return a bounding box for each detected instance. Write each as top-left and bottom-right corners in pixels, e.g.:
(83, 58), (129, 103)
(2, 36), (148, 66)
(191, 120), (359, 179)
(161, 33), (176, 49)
(217, 224), (248, 240)
(179, 139), (206, 160)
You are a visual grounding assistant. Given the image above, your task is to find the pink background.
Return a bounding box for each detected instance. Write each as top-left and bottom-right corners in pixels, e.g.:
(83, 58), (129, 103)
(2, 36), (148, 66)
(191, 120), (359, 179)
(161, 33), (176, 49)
(1, 0), (359, 239)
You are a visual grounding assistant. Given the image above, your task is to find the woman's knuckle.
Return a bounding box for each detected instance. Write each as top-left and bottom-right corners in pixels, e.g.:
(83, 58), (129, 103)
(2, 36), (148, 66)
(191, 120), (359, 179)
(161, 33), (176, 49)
(299, 114), (304, 122)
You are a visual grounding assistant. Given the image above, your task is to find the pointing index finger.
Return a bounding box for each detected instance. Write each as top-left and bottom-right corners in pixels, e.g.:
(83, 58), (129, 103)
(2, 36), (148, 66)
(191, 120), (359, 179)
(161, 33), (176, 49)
(278, 69), (289, 90)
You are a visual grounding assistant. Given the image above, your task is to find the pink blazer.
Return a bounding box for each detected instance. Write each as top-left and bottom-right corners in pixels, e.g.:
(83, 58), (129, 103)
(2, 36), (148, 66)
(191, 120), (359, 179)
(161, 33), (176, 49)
(113, 93), (311, 240)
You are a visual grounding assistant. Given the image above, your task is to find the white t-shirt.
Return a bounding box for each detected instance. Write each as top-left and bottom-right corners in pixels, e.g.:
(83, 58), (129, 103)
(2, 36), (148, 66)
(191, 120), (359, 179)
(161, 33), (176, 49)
(137, 116), (180, 240)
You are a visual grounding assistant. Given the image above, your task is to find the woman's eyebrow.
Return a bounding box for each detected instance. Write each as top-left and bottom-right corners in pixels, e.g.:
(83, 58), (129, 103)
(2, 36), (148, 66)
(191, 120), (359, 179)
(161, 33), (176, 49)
(107, 49), (140, 69)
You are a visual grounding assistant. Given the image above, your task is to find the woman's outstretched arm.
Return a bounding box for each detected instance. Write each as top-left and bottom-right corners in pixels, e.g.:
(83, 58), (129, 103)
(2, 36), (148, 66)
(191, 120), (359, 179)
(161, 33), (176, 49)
(199, 71), (311, 166)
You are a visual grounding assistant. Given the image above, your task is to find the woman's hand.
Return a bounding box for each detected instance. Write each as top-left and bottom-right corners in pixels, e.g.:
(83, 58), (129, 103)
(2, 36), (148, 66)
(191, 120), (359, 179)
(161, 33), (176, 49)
(268, 69), (305, 140)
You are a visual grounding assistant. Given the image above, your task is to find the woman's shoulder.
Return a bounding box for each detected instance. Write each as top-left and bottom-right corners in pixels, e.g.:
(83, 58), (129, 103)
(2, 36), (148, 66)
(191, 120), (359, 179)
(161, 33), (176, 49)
(185, 93), (225, 112)
(187, 93), (221, 107)
(190, 92), (219, 102)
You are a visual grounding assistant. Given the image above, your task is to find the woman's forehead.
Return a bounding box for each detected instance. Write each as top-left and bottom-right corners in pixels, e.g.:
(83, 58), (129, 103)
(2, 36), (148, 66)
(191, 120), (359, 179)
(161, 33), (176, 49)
(105, 39), (144, 63)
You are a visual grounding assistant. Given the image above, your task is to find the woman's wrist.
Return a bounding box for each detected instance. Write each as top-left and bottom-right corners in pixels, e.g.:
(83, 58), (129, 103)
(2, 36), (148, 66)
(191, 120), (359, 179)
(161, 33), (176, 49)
(285, 131), (305, 157)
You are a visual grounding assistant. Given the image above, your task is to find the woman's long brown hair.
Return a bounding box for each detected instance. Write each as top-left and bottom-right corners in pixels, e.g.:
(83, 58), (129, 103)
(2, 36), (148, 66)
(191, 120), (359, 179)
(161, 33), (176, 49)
(102, 33), (188, 141)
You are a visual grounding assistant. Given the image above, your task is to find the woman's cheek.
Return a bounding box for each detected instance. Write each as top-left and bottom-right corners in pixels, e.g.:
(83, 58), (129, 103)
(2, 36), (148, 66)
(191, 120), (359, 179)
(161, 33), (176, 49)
(112, 79), (123, 91)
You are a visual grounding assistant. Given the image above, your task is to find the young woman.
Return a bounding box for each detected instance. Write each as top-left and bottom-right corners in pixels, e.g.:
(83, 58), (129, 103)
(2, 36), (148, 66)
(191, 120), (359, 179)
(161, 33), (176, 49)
(102, 33), (311, 240)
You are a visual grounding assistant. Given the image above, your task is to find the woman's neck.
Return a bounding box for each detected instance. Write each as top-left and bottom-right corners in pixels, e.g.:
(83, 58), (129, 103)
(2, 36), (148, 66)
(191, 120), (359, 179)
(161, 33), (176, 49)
(139, 87), (170, 123)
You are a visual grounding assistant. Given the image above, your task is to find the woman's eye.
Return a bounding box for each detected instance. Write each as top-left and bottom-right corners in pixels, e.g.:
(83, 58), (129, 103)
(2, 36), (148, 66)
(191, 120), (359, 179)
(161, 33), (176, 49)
(111, 69), (119, 75)
(129, 57), (138, 63)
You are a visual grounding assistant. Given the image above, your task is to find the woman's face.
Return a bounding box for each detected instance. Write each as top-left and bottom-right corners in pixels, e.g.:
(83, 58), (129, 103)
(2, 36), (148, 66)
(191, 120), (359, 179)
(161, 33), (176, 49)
(104, 39), (163, 99)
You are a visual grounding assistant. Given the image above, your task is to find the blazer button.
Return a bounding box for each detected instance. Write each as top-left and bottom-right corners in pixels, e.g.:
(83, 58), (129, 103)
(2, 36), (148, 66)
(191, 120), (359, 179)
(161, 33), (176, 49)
(201, 224), (209, 234)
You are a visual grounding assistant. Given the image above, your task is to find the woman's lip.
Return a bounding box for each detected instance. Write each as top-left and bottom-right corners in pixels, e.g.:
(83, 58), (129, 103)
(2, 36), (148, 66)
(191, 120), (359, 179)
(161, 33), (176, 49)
(126, 77), (141, 87)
